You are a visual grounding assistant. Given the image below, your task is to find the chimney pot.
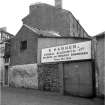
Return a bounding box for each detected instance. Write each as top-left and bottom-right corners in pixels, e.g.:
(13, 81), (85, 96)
(55, 0), (62, 9)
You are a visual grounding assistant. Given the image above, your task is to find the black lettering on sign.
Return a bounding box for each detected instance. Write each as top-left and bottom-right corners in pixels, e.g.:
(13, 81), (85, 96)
(73, 45), (76, 48)
(49, 49), (51, 52)
(61, 47), (64, 50)
(54, 48), (56, 51)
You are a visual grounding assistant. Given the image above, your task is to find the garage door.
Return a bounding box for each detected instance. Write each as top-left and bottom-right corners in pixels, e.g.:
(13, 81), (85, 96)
(64, 60), (94, 97)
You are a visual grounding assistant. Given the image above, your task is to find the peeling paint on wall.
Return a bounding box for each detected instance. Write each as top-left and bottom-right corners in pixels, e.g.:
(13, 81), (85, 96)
(9, 64), (38, 89)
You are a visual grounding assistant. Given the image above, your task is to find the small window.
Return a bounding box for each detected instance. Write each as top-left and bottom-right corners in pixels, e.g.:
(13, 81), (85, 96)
(20, 40), (27, 51)
(5, 58), (10, 63)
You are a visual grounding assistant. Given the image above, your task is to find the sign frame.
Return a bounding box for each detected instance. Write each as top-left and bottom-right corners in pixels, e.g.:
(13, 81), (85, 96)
(41, 41), (92, 63)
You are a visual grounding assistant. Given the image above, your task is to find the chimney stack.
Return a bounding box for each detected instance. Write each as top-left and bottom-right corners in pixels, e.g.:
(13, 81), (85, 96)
(55, 0), (62, 9)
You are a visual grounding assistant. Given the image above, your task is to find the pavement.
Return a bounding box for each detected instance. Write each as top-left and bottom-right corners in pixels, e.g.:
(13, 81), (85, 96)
(0, 86), (104, 105)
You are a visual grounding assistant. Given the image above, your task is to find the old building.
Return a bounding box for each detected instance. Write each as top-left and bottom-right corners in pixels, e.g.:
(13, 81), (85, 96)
(23, 0), (90, 38)
(37, 36), (96, 97)
(94, 32), (105, 97)
(9, 25), (61, 88)
(0, 41), (5, 85)
(0, 29), (14, 86)
(9, 0), (92, 94)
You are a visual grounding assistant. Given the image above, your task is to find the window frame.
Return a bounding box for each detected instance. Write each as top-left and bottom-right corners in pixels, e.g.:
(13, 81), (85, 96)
(20, 40), (27, 51)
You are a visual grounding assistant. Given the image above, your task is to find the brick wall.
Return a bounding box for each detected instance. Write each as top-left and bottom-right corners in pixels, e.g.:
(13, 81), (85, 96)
(10, 26), (38, 66)
(23, 3), (89, 38)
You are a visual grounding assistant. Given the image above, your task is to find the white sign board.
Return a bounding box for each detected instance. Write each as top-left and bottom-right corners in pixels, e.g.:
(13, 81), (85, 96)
(41, 41), (91, 63)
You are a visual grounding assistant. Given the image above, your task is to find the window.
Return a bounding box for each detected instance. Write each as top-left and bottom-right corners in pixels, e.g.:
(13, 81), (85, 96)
(5, 58), (10, 63)
(20, 40), (27, 51)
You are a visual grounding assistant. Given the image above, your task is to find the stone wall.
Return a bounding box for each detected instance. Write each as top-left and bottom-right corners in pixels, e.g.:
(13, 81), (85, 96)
(38, 64), (59, 92)
(9, 64), (38, 89)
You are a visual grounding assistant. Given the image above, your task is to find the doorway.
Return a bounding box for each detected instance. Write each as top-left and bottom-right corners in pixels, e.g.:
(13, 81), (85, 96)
(4, 66), (9, 86)
(64, 60), (94, 97)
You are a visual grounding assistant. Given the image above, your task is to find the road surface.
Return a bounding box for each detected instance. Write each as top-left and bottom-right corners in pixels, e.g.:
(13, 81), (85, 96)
(0, 87), (104, 105)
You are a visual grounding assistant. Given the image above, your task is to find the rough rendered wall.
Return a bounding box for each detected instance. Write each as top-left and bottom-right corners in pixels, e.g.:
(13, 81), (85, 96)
(9, 64), (38, 89)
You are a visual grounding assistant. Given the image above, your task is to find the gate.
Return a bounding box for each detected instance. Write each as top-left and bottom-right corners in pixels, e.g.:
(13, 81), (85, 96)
(4, 66), (9, 86)
(64, 60), (94, 97)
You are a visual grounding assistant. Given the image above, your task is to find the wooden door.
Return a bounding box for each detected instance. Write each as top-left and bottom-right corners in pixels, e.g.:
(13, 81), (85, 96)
(64, 61), (93, 97)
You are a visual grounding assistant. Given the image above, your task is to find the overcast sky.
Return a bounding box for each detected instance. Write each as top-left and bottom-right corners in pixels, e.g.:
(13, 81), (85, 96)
(0, 0), (105, 36)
